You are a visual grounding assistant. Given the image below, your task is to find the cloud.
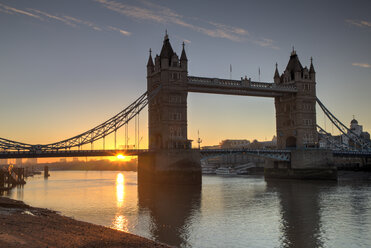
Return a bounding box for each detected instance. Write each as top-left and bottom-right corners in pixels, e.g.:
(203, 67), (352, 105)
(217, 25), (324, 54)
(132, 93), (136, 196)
(0, 3), (131, 38)
(352, 63), (371, 68)
(346, 19), (371, 28)
(252, 38), (279, 50)
(208, 21), (249, 35)
(107, 26), (131, 36)
(94, 0), (277, 48)
(0, 3), (42, 20)
(63, 15), (102, 31)
(29, 9), (76, 27)
(94, 0), (243, 41)
(95, 0), (167, 23)
(360, 20), (371, 27)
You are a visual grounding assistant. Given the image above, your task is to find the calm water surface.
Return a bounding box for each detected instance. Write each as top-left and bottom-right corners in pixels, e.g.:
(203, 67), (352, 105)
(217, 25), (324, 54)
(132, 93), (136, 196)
(4, 171), (371, 248)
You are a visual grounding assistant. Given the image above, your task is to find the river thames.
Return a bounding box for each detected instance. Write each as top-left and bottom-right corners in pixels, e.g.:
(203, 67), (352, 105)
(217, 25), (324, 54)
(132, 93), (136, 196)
(4, 171), (371, 248)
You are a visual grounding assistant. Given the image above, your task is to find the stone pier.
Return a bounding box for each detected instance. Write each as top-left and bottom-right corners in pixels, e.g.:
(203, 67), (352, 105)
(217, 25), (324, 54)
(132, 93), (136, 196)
(265, 149), (337, 180)
(138, 150), (201, 185)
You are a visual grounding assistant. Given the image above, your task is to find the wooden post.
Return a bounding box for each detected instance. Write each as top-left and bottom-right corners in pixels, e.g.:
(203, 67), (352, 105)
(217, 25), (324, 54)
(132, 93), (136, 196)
(44, 166), (50, 178)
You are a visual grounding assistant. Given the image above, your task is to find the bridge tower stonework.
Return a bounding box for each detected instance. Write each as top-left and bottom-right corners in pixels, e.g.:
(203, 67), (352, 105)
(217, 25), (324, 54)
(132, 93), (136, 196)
(138, 34), (201, 184)
(274, 50), (318, 149)
(266, 50), (336, 179)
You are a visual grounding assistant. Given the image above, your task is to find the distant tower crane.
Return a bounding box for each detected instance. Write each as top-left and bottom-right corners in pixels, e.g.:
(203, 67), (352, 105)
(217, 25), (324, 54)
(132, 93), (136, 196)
(197, 130), (202, 149)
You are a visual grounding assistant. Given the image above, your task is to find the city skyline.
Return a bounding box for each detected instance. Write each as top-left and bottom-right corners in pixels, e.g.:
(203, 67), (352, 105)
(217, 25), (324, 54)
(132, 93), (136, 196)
(1, 0), (371, 149)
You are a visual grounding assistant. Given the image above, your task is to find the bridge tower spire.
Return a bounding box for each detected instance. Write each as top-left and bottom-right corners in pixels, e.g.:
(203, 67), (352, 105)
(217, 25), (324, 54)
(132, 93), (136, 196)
(180, 41), (188, 70)
(274, 63), (280, 84)
(147, 48), (154, 74)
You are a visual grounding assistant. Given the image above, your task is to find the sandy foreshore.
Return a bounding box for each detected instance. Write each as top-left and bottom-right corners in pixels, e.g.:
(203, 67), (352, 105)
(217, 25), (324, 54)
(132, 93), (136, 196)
(0, 197), (169, 248)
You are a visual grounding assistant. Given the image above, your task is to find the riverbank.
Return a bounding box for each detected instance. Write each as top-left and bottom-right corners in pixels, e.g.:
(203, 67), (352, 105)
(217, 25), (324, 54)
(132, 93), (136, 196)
(0, 197), (169, 248)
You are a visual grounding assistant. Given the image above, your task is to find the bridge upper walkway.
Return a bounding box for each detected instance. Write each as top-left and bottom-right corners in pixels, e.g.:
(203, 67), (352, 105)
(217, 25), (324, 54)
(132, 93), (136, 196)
(187, 76), (297, 97)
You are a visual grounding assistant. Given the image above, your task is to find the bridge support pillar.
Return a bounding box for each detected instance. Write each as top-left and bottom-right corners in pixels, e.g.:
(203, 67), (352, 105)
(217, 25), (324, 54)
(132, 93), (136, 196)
(265, 149), (337, 180)
(138, 150), (201, 185)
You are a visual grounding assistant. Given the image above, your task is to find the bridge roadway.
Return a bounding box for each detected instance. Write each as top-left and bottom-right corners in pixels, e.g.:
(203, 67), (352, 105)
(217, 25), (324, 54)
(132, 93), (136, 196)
(0, 149), (149, 159)
(0, 148), (370, 160)
(0, 148), (291, 160)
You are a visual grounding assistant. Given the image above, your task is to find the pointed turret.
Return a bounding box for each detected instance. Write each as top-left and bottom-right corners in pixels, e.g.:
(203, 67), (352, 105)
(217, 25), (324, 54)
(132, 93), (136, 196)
(309, 57), (315, 81)
(159, 31), (174, 68)
(147, 49), (154, 67)
(160, 30), (174, 59)
(274, 63), (280, 84)
(180, 42), (187, 61)
(180, 42), (188, 70)
(286, 49), (303, 72)
(285, 48), (303, 81)
(147, 48), (154, 75)
(309, 57), (315, 73)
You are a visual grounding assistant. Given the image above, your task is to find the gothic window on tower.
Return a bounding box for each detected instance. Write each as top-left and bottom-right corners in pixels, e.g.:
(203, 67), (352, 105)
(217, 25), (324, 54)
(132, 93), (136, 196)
(169, 95), (181, 103)
(169, 112), (182, 120)
(170, 127), (182, 137)
(171, 72), (180, 80)
(303, 133), (314, 144)
(303, 84), (311, 91)
(303, 119), (313, 125)
(303, 103), (313, 111)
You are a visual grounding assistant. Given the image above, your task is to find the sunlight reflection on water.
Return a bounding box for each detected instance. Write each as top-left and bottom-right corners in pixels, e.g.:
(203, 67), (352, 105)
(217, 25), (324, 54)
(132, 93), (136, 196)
(116, 173), (124, 208)
(112, 173), (129, 232)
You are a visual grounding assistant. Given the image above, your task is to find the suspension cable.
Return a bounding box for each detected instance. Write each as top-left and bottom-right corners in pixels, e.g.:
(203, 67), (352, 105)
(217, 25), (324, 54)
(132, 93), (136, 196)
(0, 86), (161, 151)
(316, 97), (370, 150)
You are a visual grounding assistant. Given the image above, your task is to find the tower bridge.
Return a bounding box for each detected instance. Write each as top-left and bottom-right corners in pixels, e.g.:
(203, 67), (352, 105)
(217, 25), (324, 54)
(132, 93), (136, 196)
(1, 33), (371, 183)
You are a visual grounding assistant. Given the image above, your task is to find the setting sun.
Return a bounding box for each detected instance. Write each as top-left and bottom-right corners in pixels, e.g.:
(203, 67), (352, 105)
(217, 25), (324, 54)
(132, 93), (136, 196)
(117, 154), (125, 160)
(108, 154), (133, 162)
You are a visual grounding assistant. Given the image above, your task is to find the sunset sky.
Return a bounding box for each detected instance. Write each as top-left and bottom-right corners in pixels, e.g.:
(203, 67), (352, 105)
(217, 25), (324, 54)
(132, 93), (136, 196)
(1, 0), (371, 149)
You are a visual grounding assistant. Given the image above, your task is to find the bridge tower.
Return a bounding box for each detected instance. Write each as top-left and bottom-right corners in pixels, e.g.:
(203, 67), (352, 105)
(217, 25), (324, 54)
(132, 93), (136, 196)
(267, 50), (336, 179)
(274, 50), (318, 149)
(138, 33), (201, 185)
(147, 33), (190, 150)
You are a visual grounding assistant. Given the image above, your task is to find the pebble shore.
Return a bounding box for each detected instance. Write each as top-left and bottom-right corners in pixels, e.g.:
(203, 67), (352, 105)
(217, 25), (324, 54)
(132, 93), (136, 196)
(0, 197), (169, 248)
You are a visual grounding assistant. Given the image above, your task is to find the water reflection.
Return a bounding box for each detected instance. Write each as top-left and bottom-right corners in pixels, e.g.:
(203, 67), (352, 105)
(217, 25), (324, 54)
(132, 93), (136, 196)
(112, 173), (129, 232)
(138, 183), (201, 247)
(266, 180), (335, 248)
(112, 214), (129, 232)
(116, 173), (124, 208)
(4, 171), (371, 248)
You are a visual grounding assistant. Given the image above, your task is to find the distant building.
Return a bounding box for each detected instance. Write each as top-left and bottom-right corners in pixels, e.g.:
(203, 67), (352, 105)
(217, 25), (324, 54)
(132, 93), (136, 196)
(318, 118), (370, 149)
(201, 145), (220, 150)
(248, 136), (277, 149)
(342, 118), (370, 149)
(219, 139), (250, 149)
